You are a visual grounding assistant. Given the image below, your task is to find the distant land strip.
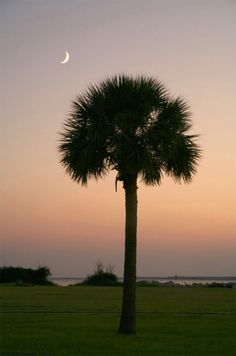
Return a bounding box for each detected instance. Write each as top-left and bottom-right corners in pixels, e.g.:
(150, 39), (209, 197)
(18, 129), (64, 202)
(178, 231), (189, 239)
(51, 276), (236, 280)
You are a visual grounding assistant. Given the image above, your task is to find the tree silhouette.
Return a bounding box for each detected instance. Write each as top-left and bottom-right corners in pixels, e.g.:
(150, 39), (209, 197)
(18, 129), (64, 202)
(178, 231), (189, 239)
(59, 74), (201, 334)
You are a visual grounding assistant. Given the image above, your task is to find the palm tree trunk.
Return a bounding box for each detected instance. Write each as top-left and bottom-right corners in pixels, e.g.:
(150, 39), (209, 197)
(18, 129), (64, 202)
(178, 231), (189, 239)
(118, 174), (138, 334)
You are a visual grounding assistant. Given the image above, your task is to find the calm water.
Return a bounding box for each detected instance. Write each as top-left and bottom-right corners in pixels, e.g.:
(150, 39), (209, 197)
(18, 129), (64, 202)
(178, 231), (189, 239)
(50, 277), (236, 286)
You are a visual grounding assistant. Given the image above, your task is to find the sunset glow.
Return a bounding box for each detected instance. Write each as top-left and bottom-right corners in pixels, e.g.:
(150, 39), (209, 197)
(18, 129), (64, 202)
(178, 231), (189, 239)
(1, 0), (235, 277)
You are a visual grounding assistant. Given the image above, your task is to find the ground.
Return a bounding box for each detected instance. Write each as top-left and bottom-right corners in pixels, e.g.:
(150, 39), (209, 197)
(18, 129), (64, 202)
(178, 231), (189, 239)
(1, 286), (235, 355)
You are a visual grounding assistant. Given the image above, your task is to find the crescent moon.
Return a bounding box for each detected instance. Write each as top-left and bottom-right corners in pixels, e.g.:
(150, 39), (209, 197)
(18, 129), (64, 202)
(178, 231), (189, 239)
(60, 51), (70, 64)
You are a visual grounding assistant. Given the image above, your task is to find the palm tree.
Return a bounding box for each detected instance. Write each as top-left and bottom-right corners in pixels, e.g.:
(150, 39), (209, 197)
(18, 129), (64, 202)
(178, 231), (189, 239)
(59, 74), (201, 334)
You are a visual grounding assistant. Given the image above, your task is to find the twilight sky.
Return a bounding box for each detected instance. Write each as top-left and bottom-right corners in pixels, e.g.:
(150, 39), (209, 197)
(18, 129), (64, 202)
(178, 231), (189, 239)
(1, 0), (235, 277)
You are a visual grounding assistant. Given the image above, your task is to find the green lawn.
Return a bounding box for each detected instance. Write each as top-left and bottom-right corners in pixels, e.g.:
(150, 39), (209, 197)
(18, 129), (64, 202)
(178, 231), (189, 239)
(1, 286), (235, 355)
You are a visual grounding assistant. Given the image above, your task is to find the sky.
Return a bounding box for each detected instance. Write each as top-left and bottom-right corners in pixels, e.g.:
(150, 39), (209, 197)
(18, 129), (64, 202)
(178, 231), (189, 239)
(1, 0), (235, 277)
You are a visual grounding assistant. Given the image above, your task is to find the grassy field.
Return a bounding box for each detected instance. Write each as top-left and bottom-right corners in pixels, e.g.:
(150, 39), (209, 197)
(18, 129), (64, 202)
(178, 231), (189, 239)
(0, 286), (235, 355)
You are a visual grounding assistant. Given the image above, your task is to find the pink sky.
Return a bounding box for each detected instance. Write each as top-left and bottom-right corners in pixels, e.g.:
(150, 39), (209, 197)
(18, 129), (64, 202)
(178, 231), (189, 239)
(1, 0), (235, 276)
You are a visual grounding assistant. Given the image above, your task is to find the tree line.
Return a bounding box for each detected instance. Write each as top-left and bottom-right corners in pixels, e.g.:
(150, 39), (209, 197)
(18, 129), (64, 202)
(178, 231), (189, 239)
(0, 266), (52, 285)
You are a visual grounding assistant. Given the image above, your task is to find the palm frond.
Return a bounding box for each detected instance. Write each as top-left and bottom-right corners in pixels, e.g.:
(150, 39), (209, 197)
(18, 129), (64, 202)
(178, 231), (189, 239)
(59, 74), (201, 185)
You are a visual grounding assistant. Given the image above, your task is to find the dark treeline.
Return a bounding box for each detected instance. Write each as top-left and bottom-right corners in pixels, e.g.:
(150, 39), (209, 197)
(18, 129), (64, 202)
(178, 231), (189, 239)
(0, 266), (52, 285)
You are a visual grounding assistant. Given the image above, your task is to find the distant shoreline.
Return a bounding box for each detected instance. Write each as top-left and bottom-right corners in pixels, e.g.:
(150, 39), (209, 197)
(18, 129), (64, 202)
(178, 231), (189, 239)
(50, 276), (236, 286)
(51, 276), (236, 280)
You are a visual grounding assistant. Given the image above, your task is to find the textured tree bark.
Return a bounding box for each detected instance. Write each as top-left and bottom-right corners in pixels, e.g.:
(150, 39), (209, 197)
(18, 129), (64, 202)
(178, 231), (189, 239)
(118, 174), (138, 334)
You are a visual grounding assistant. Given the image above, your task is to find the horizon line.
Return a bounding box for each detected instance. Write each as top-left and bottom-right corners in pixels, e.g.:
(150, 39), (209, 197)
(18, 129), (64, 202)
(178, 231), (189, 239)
(51, 275), (236, 279)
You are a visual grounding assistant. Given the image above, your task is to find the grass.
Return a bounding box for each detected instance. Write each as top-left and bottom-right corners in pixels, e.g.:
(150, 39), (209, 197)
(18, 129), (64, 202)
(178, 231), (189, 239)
(0, 286), (235, 355)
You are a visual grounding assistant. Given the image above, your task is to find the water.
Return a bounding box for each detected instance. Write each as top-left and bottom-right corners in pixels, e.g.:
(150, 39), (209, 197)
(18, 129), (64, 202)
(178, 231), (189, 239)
(50, 277), (236, 286)
(50, 278), (84, 286)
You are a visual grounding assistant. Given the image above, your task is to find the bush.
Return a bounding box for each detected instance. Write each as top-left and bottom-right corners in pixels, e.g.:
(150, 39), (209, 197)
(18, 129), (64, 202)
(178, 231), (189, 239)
(82, 260), (121, 286)
(0, 266), (53, 285)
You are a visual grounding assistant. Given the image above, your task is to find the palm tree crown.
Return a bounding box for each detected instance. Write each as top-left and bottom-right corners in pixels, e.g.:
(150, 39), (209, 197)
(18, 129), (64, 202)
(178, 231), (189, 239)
(59, 74), (200, 186)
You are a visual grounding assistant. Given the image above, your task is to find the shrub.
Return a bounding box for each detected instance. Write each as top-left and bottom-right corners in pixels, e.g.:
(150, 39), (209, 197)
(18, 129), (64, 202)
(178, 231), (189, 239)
(82, 260), (121, 286)
(0, 266), (53, 285)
